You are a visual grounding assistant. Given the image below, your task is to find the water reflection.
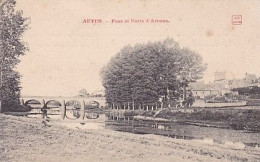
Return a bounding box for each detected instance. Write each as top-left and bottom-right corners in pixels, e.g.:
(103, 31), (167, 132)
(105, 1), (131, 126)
(105, 114), (260, 146)
(26, 111), (260, 148)
(105, 114), (193, 140)
(66, 108), (81, 119)
(85, 113), (99, 119)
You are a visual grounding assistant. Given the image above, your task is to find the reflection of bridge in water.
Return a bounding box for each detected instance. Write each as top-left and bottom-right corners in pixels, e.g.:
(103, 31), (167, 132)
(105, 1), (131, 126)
(20, 96), (106, 120)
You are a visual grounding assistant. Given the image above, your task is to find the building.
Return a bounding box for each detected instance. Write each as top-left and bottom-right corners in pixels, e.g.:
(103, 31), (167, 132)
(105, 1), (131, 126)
(191, 89), (220, 99)
(245, 73), (257, 83)
(248, 82), (260, 88)
(190, 82), (232, 99)
(189, 81), (226, 99)
(189, 72), (259, 100)
(229, 79), (250, 89)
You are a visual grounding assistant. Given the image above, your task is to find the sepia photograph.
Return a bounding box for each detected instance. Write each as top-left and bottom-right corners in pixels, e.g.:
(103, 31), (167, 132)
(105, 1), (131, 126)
(0, 0), (260, 161)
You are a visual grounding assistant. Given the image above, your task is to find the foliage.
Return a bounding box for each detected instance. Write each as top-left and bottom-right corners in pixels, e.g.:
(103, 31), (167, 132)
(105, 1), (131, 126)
(123, 110), (156, 117)
(100, 39), (206, 108)
(155, 108), (260, 132)
(123, 110), (140, 116)
(233, 86), (260, 99)
(77, 88), (89, 97)
(8, 105), (32, 112)
(0, 0), (30, 112)
(182, 92), (195, 107)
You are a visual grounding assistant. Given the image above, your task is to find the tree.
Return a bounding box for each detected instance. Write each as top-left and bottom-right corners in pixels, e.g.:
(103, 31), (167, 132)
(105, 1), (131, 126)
(100, 38), (207, 109)
(77, 88), (89, 97)
(0, 0), (30, 112)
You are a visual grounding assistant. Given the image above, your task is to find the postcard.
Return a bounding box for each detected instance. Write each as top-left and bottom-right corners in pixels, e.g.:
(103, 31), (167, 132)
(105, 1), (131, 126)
(1, 0), (260, 161)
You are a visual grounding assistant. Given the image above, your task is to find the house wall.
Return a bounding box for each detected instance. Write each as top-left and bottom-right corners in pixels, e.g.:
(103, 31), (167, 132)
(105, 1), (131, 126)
(192, 90), (220, 99)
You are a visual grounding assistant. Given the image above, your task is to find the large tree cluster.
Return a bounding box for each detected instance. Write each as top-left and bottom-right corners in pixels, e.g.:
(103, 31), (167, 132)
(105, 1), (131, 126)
(101, 39), (207, 109)
(0, 0), (30, 112)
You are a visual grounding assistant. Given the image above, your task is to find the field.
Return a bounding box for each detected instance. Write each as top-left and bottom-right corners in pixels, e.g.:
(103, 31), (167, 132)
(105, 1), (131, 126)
(1, 113), (260, 162)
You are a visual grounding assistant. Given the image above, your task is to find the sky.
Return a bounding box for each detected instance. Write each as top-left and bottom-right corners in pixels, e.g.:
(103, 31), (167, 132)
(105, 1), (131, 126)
(14, 0), (260, 96)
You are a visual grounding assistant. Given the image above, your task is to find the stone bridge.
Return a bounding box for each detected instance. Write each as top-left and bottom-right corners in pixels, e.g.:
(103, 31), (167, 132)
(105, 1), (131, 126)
(20, 96), (106, 108)
(19, 96), (107, 120)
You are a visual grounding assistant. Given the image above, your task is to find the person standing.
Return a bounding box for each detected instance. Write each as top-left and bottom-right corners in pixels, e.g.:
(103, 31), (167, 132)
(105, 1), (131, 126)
(41, 104), (50, 126)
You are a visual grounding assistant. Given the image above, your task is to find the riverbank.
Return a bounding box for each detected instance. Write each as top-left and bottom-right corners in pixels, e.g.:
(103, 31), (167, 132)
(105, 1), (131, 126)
(1, 114), (260, 162)
(4, 106), (260, 132)
(121, 106), (260, 132)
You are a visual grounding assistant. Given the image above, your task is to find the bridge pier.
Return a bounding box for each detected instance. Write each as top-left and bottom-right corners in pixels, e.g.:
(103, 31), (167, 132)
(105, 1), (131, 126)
(42, 99), (46, 108)
(60, 100), (66, 120)
(80, 100), (85, 120)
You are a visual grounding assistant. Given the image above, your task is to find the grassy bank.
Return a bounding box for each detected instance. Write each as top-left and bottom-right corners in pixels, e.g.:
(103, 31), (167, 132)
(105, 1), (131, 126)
(1, 114), (260, 162)
(123, 107), (260, 132)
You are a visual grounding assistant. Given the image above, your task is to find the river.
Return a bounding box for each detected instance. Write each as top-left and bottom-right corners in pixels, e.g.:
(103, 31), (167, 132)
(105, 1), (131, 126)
(27, 111), (260, 149)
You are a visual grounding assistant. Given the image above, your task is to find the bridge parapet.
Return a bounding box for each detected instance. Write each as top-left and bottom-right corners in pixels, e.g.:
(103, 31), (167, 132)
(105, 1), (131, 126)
(20, 96), (106, 108)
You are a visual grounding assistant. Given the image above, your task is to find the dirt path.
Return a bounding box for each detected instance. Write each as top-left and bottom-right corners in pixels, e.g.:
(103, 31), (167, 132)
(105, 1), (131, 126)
(0, 114), (259, 162)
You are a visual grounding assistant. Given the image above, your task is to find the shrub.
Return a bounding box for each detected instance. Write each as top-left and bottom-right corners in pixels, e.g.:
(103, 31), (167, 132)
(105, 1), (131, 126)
(143, 110), (156, 117)
(8, 105), (32, 112)
(123, 111), (140, 116)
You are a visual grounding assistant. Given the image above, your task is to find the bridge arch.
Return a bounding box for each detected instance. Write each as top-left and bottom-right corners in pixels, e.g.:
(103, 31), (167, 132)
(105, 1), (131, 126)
(65, 100), (81, 108)
(23, 99), (43, 115)
(44, 100), (63, 117)
(85, 100), (100, 109)
(65, 100), (82, 119)
(85, 112), (99, 119)
(92, 101), (100, 107)
(45, 100), (62, 107)
(24, 99), (42, 106)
